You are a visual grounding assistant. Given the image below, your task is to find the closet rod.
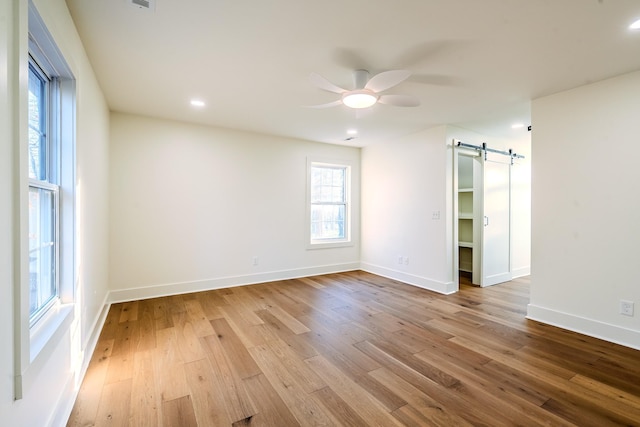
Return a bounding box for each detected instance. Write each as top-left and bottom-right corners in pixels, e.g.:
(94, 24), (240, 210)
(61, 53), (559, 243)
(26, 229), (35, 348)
(456, 141), (525, 161)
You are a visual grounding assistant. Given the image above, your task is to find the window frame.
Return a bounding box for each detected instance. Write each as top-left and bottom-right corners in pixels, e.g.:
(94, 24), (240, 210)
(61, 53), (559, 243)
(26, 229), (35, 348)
(306, 158), (353, 249)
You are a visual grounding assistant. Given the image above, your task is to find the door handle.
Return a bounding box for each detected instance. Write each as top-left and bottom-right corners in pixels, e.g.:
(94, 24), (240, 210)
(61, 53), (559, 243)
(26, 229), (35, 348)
(484, 216), (489, 227)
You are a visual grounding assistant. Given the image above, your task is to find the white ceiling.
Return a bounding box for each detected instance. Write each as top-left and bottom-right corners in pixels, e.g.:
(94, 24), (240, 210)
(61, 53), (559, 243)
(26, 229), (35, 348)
(65, 0), (640, 146)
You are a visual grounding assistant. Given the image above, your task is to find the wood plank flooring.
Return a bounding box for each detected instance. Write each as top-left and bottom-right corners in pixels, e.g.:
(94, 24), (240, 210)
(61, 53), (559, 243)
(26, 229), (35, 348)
(67, 271), (640, 426)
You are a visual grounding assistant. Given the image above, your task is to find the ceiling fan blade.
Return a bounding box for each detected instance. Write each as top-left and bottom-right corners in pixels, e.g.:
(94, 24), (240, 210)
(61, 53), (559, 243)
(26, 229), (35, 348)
(305, 100), (343, 109)
(378, 94), (420, 107)
(364, 69), (411, 93)
(309, 73), (347, 94)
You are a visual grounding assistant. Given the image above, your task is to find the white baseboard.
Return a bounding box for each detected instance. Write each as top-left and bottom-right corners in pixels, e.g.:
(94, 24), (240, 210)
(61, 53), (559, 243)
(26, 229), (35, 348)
(47, 372), (75, 427)
(108, 262), (361, 303)
(360, 263), (456, 295)
(527, 304), (640, 351)
(53, 293), (111, 427)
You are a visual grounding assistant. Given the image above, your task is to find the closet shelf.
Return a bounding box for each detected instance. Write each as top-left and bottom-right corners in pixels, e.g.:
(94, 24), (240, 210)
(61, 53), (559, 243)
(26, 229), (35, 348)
(458, 241), (474, 248)
(459, 188), (474, 193)
(459, 213), (473, 219)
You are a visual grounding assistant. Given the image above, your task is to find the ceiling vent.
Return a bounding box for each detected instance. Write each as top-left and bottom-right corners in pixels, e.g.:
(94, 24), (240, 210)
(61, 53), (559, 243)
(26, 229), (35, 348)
(128, 0), (155, 11)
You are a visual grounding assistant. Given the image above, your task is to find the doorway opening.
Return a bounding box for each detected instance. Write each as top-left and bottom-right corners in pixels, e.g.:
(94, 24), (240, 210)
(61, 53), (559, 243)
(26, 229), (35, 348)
(453, 140), (530, 289)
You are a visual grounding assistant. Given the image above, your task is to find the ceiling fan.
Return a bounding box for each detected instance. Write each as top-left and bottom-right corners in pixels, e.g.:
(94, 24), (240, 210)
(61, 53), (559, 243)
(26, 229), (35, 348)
(308, 69), (420, 110)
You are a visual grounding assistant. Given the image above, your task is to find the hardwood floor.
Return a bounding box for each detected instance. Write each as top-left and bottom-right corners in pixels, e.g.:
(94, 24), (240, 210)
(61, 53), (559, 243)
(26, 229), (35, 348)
(67, 271), (640, 426)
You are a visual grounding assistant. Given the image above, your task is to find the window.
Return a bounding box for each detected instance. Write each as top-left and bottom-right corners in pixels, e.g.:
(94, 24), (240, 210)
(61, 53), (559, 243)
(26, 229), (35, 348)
(28, 56), (59, 324)
(308, 161), (351, 247)
(26, 6), (75, 332)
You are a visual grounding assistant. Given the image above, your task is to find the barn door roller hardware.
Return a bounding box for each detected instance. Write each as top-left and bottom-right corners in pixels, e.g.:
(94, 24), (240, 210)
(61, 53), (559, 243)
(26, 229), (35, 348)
(456, 141), (525, 164)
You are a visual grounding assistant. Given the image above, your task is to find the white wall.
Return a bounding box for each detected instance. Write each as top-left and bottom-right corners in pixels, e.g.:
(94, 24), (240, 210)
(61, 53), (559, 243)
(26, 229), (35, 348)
(529, 70), (640, 349)
(361, 125), (455, 293)
(511, 150), (532, 278)
(0, 0), (111, 425)
(108, 113), (361, 301)
(361, 124), (531, 295)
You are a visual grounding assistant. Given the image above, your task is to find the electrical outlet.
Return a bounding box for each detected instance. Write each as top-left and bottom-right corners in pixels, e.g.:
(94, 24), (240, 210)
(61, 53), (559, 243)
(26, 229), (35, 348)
(397, 255), (403, 265)
(403, 256), (409, 265)
(620, 300), (634, 316)
(252, 256), (259, 266)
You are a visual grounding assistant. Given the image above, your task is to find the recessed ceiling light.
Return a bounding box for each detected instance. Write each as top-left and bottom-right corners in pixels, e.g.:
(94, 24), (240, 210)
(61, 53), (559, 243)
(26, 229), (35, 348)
(347, 129), (358, 135)
(190, 99), (206, 107)
(630, 19), (640, 30)
(511, 123), (525, 129)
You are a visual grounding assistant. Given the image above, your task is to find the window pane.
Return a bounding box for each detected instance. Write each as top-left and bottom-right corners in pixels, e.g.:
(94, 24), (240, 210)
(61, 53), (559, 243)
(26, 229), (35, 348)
(311, 166), (345, 203)
(29, 186), (56, 317)
(311, 204), (345, 239)
(28, 64), (47, 181)
(331, 169), (344, 187)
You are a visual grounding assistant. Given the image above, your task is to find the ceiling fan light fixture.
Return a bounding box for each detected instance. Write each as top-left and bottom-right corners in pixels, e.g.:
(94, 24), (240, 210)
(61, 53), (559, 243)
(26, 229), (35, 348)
(342, 90), (378, 109)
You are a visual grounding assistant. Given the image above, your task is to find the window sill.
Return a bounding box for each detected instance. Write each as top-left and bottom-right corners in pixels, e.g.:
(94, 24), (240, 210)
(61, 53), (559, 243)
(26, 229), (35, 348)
(29, 302), (74, 363)
(307, 240), (353, 250)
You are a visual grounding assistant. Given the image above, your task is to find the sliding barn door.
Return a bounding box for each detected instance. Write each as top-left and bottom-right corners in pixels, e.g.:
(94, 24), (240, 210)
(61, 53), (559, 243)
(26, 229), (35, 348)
(480, 153), (512, 287)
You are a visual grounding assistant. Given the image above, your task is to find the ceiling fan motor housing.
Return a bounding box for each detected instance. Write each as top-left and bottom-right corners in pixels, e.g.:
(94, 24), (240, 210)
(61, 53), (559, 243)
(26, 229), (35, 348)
(353, 69), (370, 89)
